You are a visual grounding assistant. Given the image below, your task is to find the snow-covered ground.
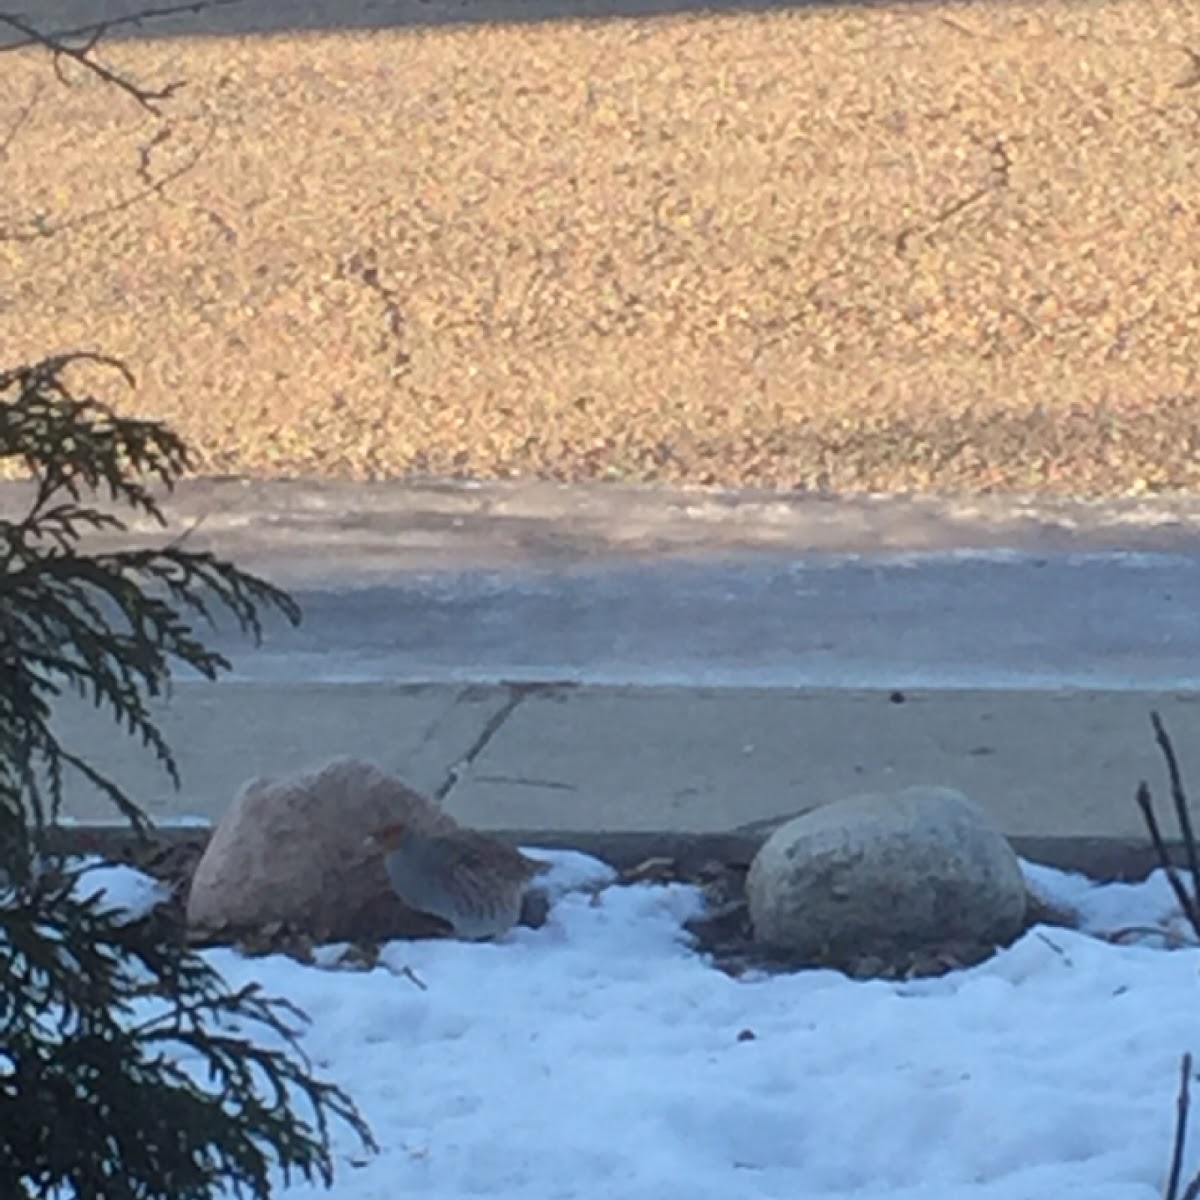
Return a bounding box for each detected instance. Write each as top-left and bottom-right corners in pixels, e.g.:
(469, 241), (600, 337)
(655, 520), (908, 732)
(84, 854), (1200, 1200)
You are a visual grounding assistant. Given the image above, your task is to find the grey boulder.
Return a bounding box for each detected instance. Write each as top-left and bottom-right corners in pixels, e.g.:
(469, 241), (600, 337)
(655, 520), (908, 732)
(746, 785), (1027, 963)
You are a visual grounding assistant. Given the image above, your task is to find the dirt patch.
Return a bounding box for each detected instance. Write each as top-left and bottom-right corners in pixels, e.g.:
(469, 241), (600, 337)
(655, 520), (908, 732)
(2, 1), (1199, 494)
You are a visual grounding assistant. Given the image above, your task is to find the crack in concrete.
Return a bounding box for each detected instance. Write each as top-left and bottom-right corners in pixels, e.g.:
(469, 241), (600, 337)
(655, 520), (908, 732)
(432, 682), (540, 804)
(472, 774), (576, 792)
(408, 685), (469, 764)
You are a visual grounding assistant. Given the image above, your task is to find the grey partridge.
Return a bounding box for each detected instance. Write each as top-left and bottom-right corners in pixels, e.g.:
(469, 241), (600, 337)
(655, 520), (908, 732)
(365, 820), (550, 941)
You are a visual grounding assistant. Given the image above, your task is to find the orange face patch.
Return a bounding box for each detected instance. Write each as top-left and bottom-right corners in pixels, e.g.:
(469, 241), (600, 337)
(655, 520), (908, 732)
(368, 821), (408, 851)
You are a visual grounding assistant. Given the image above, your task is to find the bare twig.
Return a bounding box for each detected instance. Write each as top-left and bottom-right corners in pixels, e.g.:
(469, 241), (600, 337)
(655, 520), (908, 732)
(1168, 1054), (1194, 1200)
(385, 962), (429, 991)
(162, 509), (212, 552)
(1153, 712), (1200, 904)
(0, 0), (248, 52)
(1135, 782), (1200, 932)
(0, 79), (42, 161)
(1034, 931), (1071, 963)
(1139, 718), (1200, 1199)
(0, 11), (183, 113)
(894, 137), (1012, 256)
(433, 684), (533, 803)
(1103, 924), (1198, 950)
(0, 112), (218, 243)
(0, 3), (226, 242)
(137, 125), (174, 187)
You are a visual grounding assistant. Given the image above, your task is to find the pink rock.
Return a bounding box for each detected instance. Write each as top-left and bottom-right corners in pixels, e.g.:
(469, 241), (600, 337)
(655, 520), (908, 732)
(186, 757), (457, 942)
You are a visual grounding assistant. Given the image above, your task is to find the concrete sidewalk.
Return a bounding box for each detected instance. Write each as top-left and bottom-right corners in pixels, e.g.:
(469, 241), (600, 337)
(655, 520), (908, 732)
(53, 682), (1200, 876)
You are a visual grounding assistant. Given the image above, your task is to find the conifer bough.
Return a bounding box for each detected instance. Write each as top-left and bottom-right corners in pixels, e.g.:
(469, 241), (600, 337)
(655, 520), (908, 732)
(0, 352), (377, 1200)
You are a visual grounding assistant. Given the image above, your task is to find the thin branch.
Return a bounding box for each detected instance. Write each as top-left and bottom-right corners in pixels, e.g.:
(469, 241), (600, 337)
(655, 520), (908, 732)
(0, 0), (250, 53)
(0, 111), (218, 244)
(0, 11), (183, 113)
(1103, 924), (1199, 949)
(385, 961), (429, 991)
(1152, 711), (1200, 898)
(433, 683), (531, 802)
(0, 78), (42, 161)
(1169, 1054), (1193, 1200)
(1135, 782), (1200, 932)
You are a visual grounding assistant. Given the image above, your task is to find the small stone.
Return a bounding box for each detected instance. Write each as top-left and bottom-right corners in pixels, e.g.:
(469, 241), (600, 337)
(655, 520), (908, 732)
(519, 888), (552, 930)
(621, 856), (679, 884)
(846, 955), (887, 980)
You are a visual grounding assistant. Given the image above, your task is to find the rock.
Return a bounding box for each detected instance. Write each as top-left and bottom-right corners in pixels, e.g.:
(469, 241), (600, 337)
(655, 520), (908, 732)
(186, 757), (457, 943)
(518, 887), (552, 930)
(746, 785), (1027, 965)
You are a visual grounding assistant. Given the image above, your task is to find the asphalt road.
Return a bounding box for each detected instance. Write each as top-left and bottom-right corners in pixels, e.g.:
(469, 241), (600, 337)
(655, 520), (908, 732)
(203, 550), (1200, 690)
(14, 478), (1193, 690)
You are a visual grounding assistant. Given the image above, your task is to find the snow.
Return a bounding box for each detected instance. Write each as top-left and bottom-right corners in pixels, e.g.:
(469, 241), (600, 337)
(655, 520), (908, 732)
(1022, 859), (1197, 947)
(70, 856), (173, 923)
(521, 845), (618, 898)
(62, 853), (1200, 1198)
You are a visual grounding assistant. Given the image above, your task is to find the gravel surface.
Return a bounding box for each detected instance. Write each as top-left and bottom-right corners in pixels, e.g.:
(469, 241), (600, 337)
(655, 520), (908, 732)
(2, 0), (1198, 495)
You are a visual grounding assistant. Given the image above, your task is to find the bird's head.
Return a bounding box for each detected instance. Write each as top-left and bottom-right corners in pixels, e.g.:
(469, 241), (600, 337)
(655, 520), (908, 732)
(363, 820), (408, 854)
